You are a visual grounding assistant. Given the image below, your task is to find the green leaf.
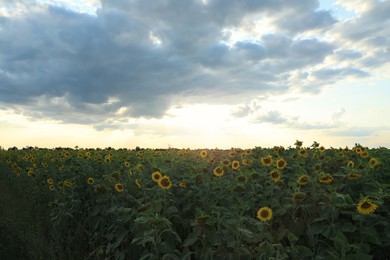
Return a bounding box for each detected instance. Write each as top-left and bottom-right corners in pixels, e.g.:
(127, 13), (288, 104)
(183, 233), (199, 247)
(237, 227), (254, 238)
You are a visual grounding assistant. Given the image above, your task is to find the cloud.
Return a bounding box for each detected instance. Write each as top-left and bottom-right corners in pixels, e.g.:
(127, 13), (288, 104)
(0, 0), (387, 128)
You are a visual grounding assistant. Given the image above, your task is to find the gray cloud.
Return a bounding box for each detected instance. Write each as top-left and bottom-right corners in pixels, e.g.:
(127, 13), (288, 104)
(0, 0), (387, 127)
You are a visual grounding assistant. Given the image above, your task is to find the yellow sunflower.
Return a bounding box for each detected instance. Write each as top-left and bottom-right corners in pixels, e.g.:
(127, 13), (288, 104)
(213, 166), (224, 177)
(298, 149), (308, 158)
(257, 207), (272, 222)
(260, 155), (273, 167)
(319, 174), (333, 184)
(276, 159), (287, 170)
(158, 176), (172, 190)
(200, 150), (208, 158)
(357, 197), (378, 215)
(369, 158), (378, 168)
(292, 192), (306, 202)
(178, 181), (187, 188)
(360, 151), (369, 158)
(348, 173), (363, 181)
(347, 160), (355, 168)
(297, 175), (309, 186)
(152, 171), (162, 182)
(47, 178), (54, 185)
(318, 146), (326, 153)
(270, 170), (281, 182)
(87, 177), (95, 185)
(232, 160), (240, 170)
(124, 161), (131, 168)
(294, 140), (303, 147)
(114, 183), (124, 192)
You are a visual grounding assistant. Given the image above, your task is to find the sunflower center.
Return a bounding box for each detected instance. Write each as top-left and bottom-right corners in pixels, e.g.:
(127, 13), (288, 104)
(161, 179), (170, 187)
(261, 210), (269, 218)
(361, 202), (371, 209)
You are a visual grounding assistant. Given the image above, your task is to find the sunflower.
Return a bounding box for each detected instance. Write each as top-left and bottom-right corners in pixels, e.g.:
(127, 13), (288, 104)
(360, 151), (369, 159)
(178, 181), (187, 188)
(114, 183), (124, 192)
(347, 160), (355, 168)
(87, 177), (95, 185)
(357, 197), (378, 215)
(244, 149), (252, 155)
(232, 160), (240, 170)
(135, 179), (142, 188)
(152, 171), (162, 182)
(85, 151), (91, 158)
(292, 192), (306, 202)
(298, 149), (308, 158)
(294, 140), (303, 147)
(64, 179), (72, 187)
(270, 170), (281, 182)
(47, 178), (54, 185)
(369, 158), (378, 168)
(319, 174), (333, 183)
(63, 151), (71, 158)
(257, 207), (272, 222)
(104, 157), (111, 163)
(213, 166), (224, 177)
(318, 146), (326, 153)
(222, 159), (231, 166)
(158, 176), (172, 190)
(297, 175), (309, 186)
(355, 147), (363, 154)
(48, 185), (56, 191)
(228, 150), (237, 158)
(250, 173), (260, 179)
(124, 161), (131, 168)
(276, 159), (287, 170)
(208, 159), (216, 165)
(348, 173), (363, 181)
(236, 175), (247, 183)
(261, 155), (273, 167)
(200, 150), (208, 158)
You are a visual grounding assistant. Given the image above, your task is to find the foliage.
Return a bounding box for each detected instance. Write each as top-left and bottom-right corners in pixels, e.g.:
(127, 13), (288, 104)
(0, 143), (389, 259)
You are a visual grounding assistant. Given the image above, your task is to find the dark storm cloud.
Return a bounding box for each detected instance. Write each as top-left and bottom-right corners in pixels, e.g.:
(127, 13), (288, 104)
(0, 0), (386, 126)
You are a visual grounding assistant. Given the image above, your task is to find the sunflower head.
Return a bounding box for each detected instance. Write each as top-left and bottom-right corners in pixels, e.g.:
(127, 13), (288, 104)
(178, 181), (187, 188)
(152, 171), (162, 182)
(115, 183), (124, 192)
(348, 172), (363, 181)
(124, 161), (131, 168)
(294, 140), (303, 147)
(232, 160), (240, 170)
(319, 174), (333, 184)
(270, 170), (281, 182)
(357, 197), (378, 215)
(347, 160), (355, 168)
(200, 150), (208, 158)
(236, 175), (247, 183)
(158, 176), (172, 190)
(298, 149), (308, 158)
(213, 166), (224, 177)
(318, 146), (326, 152)
(261, 156), (273, 167)
(276, 159), (287, 170)
(369, 158), (379, 168)
(87, 177), (95, 185)
(257, 207), (272, 222)
(297, 175), (309, 186)
(292, 192), (306, 202)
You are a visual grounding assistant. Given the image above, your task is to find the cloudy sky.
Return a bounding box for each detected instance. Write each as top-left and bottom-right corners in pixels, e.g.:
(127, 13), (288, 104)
(0, 0), (389, 149)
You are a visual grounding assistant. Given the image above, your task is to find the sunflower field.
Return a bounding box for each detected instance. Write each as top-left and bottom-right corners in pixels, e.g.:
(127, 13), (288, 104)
(0, 142), (389, 259)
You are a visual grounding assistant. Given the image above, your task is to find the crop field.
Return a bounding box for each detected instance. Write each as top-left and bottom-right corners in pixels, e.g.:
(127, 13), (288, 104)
(0, 142), (389, 259)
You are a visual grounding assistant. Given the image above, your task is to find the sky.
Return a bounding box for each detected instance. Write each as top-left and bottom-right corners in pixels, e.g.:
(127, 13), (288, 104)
(0, 0), (389, 149)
